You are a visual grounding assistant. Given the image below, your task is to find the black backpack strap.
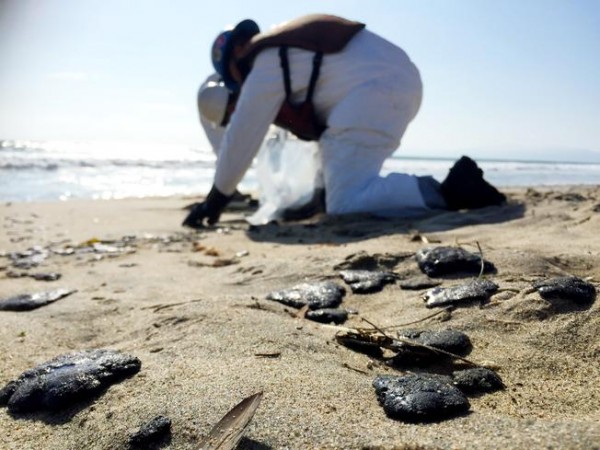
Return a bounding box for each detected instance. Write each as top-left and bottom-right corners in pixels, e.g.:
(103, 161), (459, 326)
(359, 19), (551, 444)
(279, 46), (324, 104)
(278, 46), (292, 100)
(305, 51), (323, 103)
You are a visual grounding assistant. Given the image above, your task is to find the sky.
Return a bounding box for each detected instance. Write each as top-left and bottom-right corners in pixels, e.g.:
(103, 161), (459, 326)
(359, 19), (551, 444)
(0, 0), (599, 162)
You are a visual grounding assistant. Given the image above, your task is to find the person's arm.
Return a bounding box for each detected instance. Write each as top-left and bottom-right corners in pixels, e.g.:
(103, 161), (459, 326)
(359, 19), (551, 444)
(214, 50), (285, 195)
(183, 50), (284, 228)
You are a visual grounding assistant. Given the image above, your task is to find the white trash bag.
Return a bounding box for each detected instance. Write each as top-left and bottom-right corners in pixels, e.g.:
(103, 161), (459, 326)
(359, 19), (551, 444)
(247, 128), (322, 225)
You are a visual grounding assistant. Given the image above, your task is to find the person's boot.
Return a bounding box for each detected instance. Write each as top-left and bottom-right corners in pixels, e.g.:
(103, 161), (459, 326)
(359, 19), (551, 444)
(227, 190), (258, 210)
(440, 156), (506, 210)
(183, 190), (257, 213)
(281, 188), (326, 221)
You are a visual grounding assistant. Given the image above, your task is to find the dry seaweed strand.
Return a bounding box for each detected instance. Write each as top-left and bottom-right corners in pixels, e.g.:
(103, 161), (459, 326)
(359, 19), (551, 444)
(454, 239), (486, 279)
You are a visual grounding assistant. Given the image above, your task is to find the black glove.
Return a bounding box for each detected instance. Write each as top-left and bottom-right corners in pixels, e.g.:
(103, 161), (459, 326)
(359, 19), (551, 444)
(182, 186), (233, 228)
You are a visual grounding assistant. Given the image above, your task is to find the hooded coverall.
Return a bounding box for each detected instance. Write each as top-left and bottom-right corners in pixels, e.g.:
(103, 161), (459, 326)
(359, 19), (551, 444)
(214, 27), (427, 215)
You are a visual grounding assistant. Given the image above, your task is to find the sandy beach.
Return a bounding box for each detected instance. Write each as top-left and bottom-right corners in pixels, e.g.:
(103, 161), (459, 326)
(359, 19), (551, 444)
(1, 185), (599, 450)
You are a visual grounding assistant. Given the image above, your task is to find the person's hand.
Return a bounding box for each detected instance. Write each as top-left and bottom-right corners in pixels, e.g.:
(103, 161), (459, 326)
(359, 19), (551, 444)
(182, 186), (232, 228)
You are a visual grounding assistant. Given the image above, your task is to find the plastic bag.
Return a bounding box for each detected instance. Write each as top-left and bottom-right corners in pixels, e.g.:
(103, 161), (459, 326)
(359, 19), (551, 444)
(247, 128), (322, 225)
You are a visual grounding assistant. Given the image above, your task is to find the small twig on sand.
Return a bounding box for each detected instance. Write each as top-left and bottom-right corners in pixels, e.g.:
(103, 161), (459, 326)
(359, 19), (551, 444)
(254, 352), (281, 358)
(393, 336), (481, 367)
(141, 298), (203, 312)
(342, 362), (370, 375)
(574, 216), (592, 226)
(361, 318), (395, 340)
(380, 307), (454, 330)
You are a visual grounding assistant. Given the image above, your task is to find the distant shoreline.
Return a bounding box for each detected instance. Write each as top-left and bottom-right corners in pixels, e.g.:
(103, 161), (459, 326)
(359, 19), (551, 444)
(393, 153), (600, 166)
(2, 139), (599, 202)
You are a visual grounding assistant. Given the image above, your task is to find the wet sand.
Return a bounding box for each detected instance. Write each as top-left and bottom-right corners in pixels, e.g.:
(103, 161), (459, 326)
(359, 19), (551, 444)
(1, 186), (599, 449)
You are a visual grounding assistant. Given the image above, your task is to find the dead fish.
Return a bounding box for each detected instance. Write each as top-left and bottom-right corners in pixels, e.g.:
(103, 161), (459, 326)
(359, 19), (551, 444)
(266, 281), (345, 310)
(424, 279), (498, 308)
(0, 288), (76, 311)
(0, 349), (141, 413)
(416, 246), (496, 277)
(373, 373), (470, 422)
(533, 276), (596, 304)
(339, 269), (396, 293)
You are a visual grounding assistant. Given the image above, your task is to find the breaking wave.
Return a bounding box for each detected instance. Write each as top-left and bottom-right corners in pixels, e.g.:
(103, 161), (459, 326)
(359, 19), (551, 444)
(2, 139), (599, 202)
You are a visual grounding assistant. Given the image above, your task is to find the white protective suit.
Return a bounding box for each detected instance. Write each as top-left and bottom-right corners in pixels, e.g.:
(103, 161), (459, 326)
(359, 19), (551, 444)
(214, 28), (425, 215)
(198, 73), (324, 223)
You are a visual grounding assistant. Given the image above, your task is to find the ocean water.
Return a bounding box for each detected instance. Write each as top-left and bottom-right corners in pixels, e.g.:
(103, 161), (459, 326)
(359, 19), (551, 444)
(1, 139), (599, 202)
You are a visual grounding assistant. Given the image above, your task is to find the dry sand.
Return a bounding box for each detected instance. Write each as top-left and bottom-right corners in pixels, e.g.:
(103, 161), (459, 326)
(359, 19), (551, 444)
(1, 186), (599, 450)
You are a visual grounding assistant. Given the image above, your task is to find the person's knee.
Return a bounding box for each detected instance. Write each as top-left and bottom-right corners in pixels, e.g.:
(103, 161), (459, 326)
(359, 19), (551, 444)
(325, 194), (353, 215)
(324, 176), (376, 215)
(323, 182), (354, 214)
